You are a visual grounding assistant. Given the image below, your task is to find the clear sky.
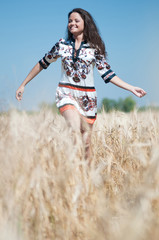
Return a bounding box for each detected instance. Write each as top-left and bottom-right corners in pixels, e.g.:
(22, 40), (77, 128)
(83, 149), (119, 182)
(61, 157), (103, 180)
(0, 0), (159, 111)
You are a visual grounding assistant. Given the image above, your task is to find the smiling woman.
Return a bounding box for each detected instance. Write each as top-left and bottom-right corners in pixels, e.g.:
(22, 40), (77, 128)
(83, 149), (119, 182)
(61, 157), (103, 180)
(15, 8), (146, 163)
(67, 8), (106, 56)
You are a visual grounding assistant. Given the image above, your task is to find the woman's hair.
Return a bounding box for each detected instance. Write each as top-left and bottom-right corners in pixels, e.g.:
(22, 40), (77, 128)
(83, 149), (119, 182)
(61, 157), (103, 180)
(66, 8), (107, 57)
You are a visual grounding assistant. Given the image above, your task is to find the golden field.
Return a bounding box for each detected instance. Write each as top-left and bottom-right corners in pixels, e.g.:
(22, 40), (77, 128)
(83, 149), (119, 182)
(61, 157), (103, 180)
(0, 109), (159, 240)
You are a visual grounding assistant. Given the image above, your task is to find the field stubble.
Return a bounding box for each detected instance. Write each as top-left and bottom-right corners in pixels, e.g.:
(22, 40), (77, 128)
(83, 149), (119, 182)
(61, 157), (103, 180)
(0, 109), (159, 240)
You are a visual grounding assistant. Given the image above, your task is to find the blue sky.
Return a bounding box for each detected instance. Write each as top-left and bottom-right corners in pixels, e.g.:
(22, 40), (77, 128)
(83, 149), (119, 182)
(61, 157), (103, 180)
(0, 0), (159, 111)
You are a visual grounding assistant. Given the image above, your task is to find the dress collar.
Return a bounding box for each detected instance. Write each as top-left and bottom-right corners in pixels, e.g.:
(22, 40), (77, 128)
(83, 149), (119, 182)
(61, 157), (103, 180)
(70, 37), (89, 47)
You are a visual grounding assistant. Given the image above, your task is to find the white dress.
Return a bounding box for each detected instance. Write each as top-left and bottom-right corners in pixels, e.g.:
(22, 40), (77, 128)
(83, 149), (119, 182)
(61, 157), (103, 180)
(39, 38), (116, 124)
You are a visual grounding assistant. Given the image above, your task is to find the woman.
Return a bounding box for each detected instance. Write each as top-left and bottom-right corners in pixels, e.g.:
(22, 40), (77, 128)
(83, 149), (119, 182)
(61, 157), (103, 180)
(16, 8), (146, 160)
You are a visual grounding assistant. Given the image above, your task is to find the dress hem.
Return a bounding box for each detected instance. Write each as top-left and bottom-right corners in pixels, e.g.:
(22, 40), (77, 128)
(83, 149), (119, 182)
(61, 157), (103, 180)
(59, 104), (96, 125)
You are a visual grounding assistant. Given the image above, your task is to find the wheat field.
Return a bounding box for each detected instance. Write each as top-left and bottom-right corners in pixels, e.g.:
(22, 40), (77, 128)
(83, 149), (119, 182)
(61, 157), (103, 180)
(0, 109), (159, 240)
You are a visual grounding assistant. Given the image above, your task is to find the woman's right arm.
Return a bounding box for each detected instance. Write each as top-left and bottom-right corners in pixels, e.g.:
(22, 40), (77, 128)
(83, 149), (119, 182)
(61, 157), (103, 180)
(16, 62), (43, 101)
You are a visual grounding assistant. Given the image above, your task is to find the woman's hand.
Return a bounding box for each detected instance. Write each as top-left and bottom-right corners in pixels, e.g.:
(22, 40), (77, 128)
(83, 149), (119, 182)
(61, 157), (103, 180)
(110, 76), (147, 98)
(16, 86), (24, 101)
(15, 62), (43, 101)
(131, 87), (147, 98)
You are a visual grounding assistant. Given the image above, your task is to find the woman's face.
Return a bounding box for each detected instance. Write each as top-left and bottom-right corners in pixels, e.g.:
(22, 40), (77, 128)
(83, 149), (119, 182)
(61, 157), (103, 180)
(68, 12), (84, 37)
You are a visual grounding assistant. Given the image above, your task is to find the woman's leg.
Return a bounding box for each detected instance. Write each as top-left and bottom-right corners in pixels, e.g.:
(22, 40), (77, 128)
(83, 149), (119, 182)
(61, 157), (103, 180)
(80, 120), (93, 163)
(62, 109), (93, 163)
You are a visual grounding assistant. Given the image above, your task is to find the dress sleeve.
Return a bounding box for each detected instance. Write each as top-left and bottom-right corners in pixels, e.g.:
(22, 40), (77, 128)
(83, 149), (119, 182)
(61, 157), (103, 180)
(39, 40), (61, 69)
(94, 50), (116, 83)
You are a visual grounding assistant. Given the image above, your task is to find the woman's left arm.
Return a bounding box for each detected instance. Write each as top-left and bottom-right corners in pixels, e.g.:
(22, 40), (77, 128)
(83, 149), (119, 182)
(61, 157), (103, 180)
(110, 75), (147, 98)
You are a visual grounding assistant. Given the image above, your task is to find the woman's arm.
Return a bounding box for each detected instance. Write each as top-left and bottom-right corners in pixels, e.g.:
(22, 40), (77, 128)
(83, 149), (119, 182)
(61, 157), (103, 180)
(110, 75), (146, 98)
(16, 62), (43, 101)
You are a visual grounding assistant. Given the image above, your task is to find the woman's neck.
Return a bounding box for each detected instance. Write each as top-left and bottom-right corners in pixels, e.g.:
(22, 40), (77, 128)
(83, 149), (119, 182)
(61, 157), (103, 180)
(73, 33), (84, 43)
(73, 33), (84, 50)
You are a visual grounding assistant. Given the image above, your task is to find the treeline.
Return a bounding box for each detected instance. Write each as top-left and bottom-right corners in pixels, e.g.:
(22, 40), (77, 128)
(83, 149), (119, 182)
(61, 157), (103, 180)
(38, 96), (159, 113)
(100, 96), (159, 112)
(100, 96), (136, 112)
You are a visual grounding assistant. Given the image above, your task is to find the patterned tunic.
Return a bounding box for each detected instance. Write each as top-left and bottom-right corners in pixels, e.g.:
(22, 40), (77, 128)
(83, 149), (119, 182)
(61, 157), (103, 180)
(39, 38), (116, 124)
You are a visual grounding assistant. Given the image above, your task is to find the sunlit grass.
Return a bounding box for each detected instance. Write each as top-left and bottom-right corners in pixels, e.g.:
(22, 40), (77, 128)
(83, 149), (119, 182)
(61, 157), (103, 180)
(0, 109), (159, 240)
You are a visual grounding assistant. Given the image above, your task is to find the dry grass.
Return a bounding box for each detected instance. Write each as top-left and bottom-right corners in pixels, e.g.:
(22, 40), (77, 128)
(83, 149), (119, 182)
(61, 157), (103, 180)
(0, 109), (159, 240)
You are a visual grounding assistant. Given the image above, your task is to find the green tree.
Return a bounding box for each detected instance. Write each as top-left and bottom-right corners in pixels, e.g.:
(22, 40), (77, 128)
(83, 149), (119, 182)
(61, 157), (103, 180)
(101, 96), (136, 112)
(122, 96), (136, 112)
(101, 98), (118, 112)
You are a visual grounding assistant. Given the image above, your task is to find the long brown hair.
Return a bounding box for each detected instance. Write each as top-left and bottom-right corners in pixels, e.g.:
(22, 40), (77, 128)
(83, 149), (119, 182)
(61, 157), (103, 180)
(67, 8), (107, 57)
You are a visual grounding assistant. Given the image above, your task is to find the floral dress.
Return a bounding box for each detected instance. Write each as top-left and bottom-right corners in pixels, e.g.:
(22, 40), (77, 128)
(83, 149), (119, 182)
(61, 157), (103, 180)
(39, 38), (116, 124)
